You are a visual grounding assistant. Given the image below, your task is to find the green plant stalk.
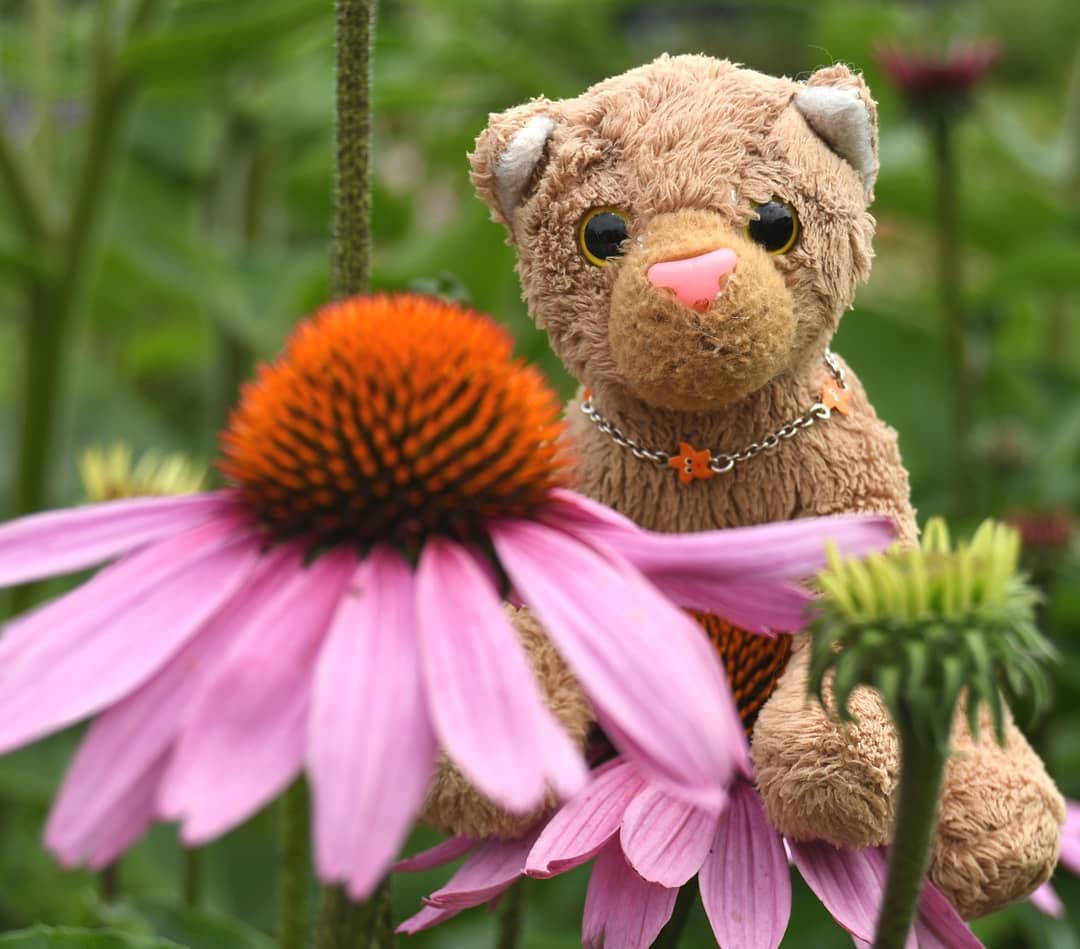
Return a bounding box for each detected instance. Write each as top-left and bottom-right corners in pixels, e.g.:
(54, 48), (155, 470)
(315, 881), (393, 949)
(872, 703), (951, 949)
(654, 885), (698, 948)
(182, 848), (202, 908)
(495, 879), (525, 949)
(929, 113), (974, 514)
(8, 1), (156, 617)
(306, 3), (381, 943)
(278, 781), (311, 949)
(0, 117), (52, 240)
(332, 0), (377, 298)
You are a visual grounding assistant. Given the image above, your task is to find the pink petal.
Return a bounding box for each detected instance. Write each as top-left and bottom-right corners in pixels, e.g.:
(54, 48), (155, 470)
(491, 518), (744, 806)
(160, 549), (355, 844)
(424, 830), (539, 910)
(789, 840), (888, 943)
(396, 902), (464, 935)
(527, 758), (646, 878)
(0, 492), (229, 587)
(0, 518), (260, 755)
(394, 836), (475, 874)
(1060, 800), (1080, 873)
(1029, 882), (1065, 919)
(620, 785), (718, 887)
(416, 538), (585, 814)
(582, 839), (679, 949)
(309, 548), (438, 901)
(699, 781), (791, 949)
(914, 879), (984, 948)
(45, 545), (298, 865)
(655, 577), (812, 634)
(547, 489), (896, 584)
(83, 753), (170, 870)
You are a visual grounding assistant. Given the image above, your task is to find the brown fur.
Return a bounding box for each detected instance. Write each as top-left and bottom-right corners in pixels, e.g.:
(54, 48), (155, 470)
(424, 53), (1064, 918)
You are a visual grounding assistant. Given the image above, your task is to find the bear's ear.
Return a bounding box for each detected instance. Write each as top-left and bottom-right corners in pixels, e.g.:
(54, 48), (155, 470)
(469, 99), (559, 232)
(794, 64), (879, 199)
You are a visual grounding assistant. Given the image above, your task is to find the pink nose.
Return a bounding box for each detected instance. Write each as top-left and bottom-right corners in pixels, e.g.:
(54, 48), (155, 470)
(647, 248), (738, 312)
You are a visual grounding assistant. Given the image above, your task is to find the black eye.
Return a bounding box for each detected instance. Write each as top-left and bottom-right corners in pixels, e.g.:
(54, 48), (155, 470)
(578, 208), (630, 266)
(746, 199), (800, 255)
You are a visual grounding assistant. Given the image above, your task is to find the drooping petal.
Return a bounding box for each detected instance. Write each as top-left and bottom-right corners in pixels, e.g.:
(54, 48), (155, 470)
(0, 492), (229, 587)
(699, 781), (791, 949)
(309, 548), (438, 901)
(789, 840), (887, 944)
(83, 753), (170, 871)
(394, 836), (475, 874)
(45, 545), (298, 865)
(620, 785), (718, 887)
(491, 518), (743, 805)
(1029, 882), (1065, 919)
(416, 537), (585, 813)
(423, 831), (539, 910)
(582, 839), (678, 949)
(160, 549), (355, 844)
(527, 758), (646, 878)
(0, 518), (260, 755)
(654, 577), (812, 634)
(546, 489), (896, 584)
(1060, 801), (1080, 873)
(396, 902), (465, 935)
(913, 879), (984, 948)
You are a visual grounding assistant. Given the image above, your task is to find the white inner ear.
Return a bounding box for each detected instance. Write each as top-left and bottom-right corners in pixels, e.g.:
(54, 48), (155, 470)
(495, 115), (557, 221)
(793, 86), (876, 196)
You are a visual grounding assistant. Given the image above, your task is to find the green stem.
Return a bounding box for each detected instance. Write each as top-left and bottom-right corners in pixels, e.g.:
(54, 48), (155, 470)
(0, 119), (52, 240)
(872, 705), (950, 949)
(314, 880), (393, 949)
(332, 0), (377, 298)
(182, 848), (202, 908)
(278, 781), (311, 949)
(653, 884), (698, 949)
(494, 879), (525, 949)
(929, 114), (973, 515)
(99, 862), (121, 903)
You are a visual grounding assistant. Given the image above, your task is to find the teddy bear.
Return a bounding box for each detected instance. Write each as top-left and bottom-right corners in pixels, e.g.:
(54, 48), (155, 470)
(420, 53), (1063, 920)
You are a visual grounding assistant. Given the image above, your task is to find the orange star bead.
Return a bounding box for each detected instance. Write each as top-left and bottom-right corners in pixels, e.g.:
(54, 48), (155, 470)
(820, 379), (853, 416)
(668, 442), (715, 485)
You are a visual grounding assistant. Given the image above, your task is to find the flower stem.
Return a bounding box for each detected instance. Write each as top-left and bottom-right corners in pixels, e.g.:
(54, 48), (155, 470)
(182, 848), (202, 907)
(494, 880), (525, 949)
(7, 0), (154, 618)
(332, 0), (377, 298)
(314, 881), (393, 949)
(654, 885), (698, 948)
(929, 113), (974, 515)
(872, 704), (950, 949)
(278, 781), (311, 949)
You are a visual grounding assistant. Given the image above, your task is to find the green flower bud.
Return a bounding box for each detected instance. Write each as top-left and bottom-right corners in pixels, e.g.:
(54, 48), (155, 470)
(808, 518), (1056, 748)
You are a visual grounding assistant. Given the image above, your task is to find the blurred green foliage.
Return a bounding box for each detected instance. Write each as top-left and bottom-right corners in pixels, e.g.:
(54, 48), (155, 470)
(0, 0), (1078, 946)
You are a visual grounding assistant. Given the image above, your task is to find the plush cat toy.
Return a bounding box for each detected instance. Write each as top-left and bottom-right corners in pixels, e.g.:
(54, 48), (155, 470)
(422, 54), (1063, 919)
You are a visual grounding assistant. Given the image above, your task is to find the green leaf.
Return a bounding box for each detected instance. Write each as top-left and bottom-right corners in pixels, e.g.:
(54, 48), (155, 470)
(0, 926), (185, 948)
(132, 900), (273, 949)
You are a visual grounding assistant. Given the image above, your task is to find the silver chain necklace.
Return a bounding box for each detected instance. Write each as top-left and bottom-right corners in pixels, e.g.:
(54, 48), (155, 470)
(579, 350), (850, 485)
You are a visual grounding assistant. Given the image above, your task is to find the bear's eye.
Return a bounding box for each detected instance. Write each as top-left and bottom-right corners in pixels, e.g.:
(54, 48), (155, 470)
(578, 208), (630, 267)
(745, 199), (800, 255)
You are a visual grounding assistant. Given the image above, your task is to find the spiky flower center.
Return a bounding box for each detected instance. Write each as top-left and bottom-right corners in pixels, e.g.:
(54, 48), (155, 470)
(694, 612), (792, 736)
(220, 294), (568, 547)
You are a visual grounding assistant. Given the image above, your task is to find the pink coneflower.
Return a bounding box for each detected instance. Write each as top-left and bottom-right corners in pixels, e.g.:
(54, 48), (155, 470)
(1030, 800), (1080, 919)
(876, 40), (999, 105)
(398, 753), (980, 947)
(0, 294), (894, 900)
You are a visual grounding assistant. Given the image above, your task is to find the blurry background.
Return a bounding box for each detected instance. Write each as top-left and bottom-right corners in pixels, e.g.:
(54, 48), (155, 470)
(0, 0), (1077, 945)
